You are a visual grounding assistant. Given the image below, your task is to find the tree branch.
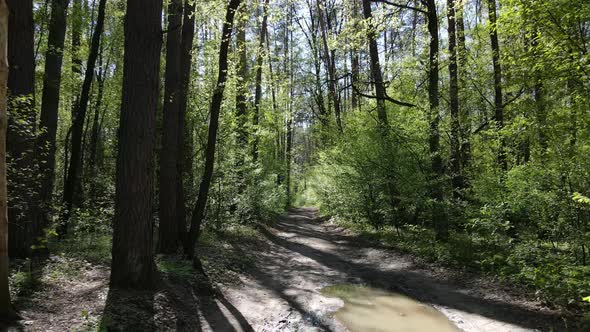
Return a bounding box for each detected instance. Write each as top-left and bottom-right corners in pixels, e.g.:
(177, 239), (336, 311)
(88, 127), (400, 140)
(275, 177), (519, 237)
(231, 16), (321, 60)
(370, 0), (428, 15)
(502, 87), (525, 107)
(352, 83), (416, 107)
(470, 81), (494, 108)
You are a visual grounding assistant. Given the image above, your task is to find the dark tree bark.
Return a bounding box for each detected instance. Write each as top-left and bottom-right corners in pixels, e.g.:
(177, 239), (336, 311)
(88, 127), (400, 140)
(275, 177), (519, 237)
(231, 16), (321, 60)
(364, 0), (403, 224)
(158, 0), (183, 254)
(235, 2), (248, 160)
(351, 50), (360, 110)
(71, 0), (83, 77)
(63, 0), (82, 198)
(456, 0), (471, 171)
(285, 114), (293, 206)
(60, 0), (106, 236)
(184, 0), (241, 260)
(87, 49), (108, 181)
(69, 0), (82, 141)
(299, 0), (327, 127)
(38, 0), (70, 230)
(0, 0), (20, 319)
(350, 0), (361, 112)
(529, 32), (547, 162)
(110, 0), (163, 289)
(285, 4), (293, 207)
(534, 81), (547, 160)
(362, 0), (388, 130)
(318, 0), (342, 132)
(265, 32), (280, 134)
(425, 0), (448, 240)
(6, 0), (41, 258)
(177, 0), (196, 253)
(447, 0), (464, 198)
(265, 30), (284, 180)
(252, 0), (270, 162)
(456, 0), (467, 67)
(487, 0), (507, 171)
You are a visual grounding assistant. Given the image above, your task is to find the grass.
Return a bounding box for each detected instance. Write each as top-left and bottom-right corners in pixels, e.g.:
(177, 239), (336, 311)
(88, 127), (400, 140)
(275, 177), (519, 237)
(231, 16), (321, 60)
(198, 225), (260, 284)
(49, 233), (112, 265)
(156, 255), (194, 279)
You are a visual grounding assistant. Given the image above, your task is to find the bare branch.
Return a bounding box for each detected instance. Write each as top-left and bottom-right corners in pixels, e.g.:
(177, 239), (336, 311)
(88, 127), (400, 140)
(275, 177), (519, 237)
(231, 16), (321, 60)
(352, 83), (416, 107)
(470, 81), (494, 108)
(502, 87), (525, 107)
(370, 0), (428, 15)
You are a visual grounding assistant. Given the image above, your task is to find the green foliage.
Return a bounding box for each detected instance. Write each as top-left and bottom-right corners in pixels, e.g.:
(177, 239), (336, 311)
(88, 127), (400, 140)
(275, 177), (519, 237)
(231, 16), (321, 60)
(49, 234), (112, 265)
(10, 269), (39, 296)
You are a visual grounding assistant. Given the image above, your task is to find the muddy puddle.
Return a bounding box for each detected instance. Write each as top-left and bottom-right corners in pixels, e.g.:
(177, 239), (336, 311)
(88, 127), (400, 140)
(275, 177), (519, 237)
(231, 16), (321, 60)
(321, 284), (459, 332)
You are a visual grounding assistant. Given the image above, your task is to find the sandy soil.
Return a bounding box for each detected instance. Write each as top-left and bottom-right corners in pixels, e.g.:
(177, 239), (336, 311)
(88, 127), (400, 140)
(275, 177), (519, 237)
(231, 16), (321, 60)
(213, 207), (567, 332)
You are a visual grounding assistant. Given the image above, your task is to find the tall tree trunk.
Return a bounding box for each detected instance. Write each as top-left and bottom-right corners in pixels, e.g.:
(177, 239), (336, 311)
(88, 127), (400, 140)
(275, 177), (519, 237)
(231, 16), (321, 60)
(177, 0), (196, 255)
(184, 0), (241, 260)
(363, 0), (401, 221)
(362, 0), (388, 129)
(425, 0), (448, 240)
(350, 0), (361, 112)
(301, 0), (327, 127)
(534, 81), (547, 161)
(71, 0), (83, 77)
(7, 0), (40, 258)
(110, 0), (163, 289)
(158, 0), (183, 254)
(38, 0), (70, 231)
(70, 0), (82, 133)
(235, 3), (248, 162)
(318, 0), (342, 132)
(487, 0), (506, 171)
(447, 0), (463, 198)
(531, 30), (547, 162)
(252, 0), (270, 162)
(285, 4), (293, 207)
(87, 50), (107, 182)
(0, 0), (19, 318)
(456, 0), (470, 171)
(350, 50), (360, 111)
(60, 0), (106, 236)
(265, 32), (280, 129)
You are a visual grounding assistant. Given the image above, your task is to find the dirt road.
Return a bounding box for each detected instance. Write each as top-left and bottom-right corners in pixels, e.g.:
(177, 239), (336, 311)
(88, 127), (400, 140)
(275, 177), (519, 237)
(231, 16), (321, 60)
(203, 208), (564, 332)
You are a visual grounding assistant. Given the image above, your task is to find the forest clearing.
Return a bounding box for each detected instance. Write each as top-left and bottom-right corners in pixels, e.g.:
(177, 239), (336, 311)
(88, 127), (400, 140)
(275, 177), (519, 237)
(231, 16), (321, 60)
(0, 0), (588, 330)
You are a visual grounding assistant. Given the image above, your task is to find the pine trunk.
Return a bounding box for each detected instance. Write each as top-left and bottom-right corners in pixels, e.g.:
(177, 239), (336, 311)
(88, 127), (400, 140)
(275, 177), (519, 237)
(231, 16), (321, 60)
(158, 0), (183, 254)
(0, 0), (19, 319)
(184, 0), (241, 260)
(60, 0), (106, 236)
(448, 0), (463, 199)
(177, 0), (196, 252)
(7, 0), (40, 258)
(426, 0), (448, 240)
(362, 0), (388, 129)
(38, 0), (70, 232)
(110, 0), (163, 289)
(252, 0), (270, 161)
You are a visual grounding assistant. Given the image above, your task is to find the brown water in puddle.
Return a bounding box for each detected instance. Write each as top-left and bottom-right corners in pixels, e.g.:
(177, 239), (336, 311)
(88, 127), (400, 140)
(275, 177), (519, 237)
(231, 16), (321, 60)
(321, 284), (460, 332)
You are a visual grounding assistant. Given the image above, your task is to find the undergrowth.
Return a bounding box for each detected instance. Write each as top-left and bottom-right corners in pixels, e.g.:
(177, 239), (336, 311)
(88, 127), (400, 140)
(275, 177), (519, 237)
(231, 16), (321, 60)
(331, 215), (590, 314)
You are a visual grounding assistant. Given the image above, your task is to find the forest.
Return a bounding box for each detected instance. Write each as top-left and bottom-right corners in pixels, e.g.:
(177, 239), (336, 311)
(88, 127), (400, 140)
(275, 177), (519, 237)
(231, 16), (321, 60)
(0, 0), (588, 330)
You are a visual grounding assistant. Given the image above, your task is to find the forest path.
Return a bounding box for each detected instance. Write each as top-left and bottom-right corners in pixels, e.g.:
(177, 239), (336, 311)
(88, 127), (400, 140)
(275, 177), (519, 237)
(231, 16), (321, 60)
(205, 208), (564, 332)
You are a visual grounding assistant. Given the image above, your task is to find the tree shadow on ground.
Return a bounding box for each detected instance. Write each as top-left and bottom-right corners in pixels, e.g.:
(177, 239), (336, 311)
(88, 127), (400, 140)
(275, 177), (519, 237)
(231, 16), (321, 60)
(253, 209), (568, 331)
(0, 258), (53, 331)
(100, 259), (254, 332)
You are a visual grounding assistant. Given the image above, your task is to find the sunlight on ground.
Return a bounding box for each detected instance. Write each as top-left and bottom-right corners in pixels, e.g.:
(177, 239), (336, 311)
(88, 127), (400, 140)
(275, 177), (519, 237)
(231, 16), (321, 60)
(322, 284), (459, 332)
